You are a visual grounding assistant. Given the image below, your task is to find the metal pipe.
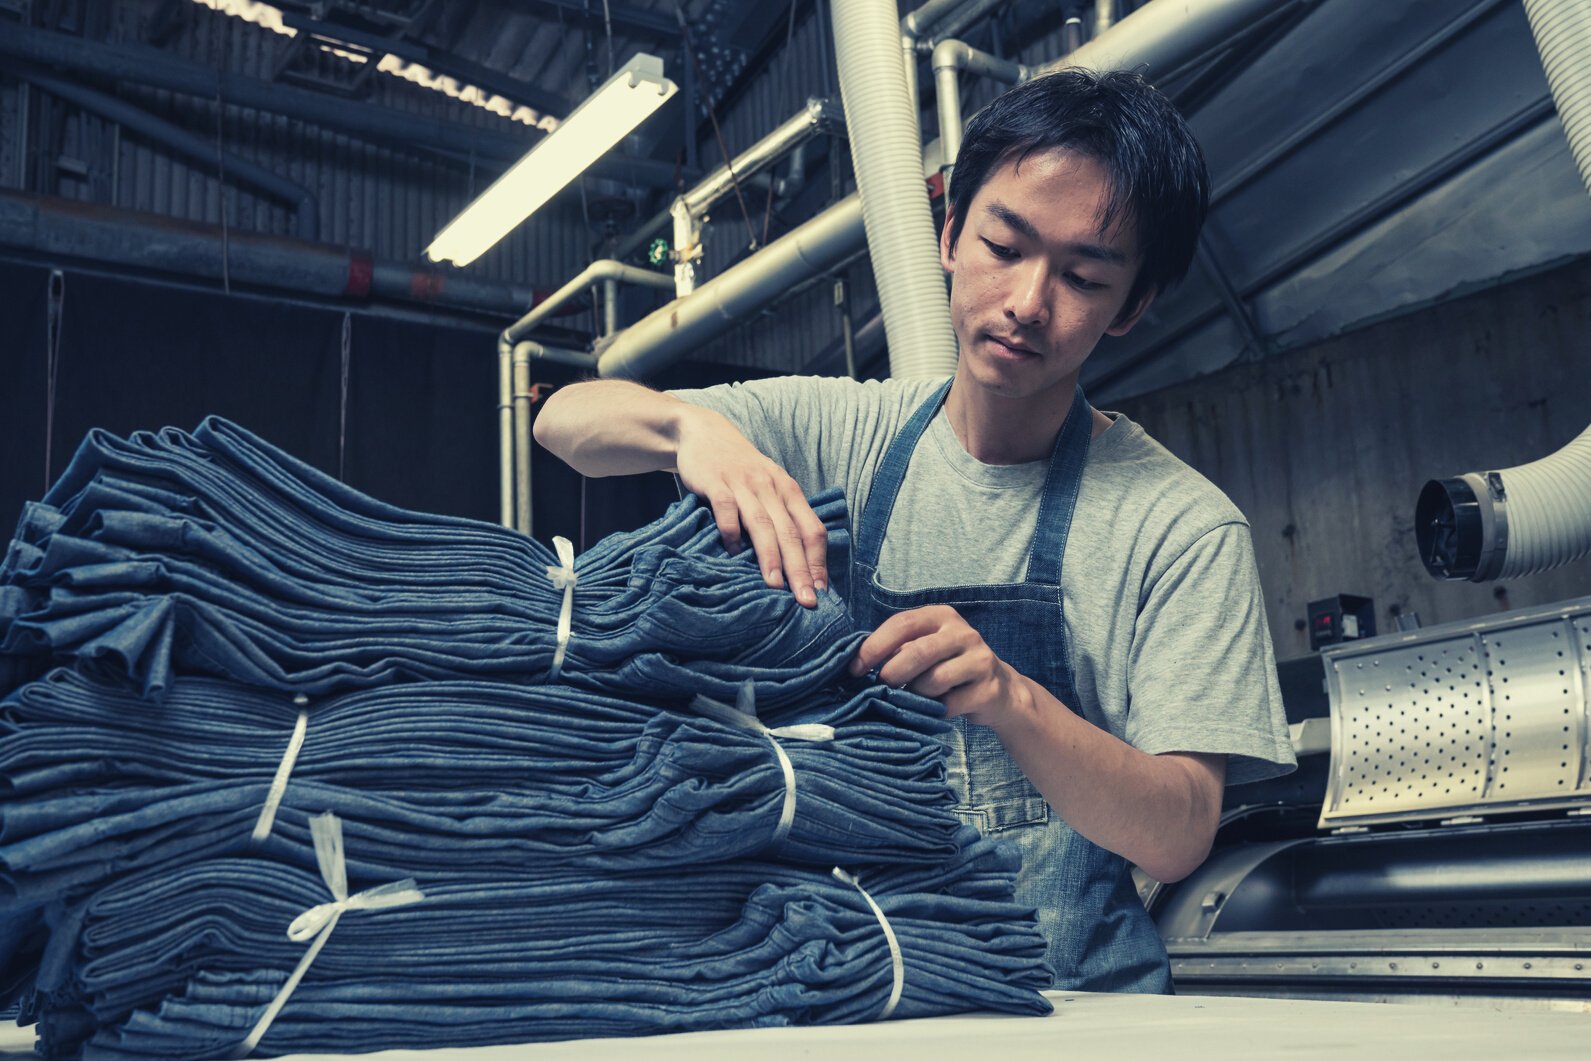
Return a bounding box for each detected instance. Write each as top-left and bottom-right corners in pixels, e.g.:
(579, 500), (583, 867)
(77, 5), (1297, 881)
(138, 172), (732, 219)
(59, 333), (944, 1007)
(602, 278), (620, 337)
(1036, 0), (1309, 79)
(1094, 0), (1118, 37)
(512, 347), (533, 536)
(1063, 17), (1085, 54)
(903, 34), (922, 128)
(511, 340), (599, 368)
(18, 69), (319, 240)
(501, 259), (672, 348)
(596, 193), (866, 380)
(0, 187), (536, 316)
(0, 22), (684, 188)
(498, 345), (515, 528)
(901, 0), (969, 38)
(619, 98), (838, 269)
(683, 98), (839, 214)
(932, 40), (1030, 184)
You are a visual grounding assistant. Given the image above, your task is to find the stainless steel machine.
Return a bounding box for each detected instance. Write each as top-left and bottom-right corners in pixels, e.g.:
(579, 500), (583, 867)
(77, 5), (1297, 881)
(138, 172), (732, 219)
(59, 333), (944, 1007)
(1155, 595), (1591, 1007)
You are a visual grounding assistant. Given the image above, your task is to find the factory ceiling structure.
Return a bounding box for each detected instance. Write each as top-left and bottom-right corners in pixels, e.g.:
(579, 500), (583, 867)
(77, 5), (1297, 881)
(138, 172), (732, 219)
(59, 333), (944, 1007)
(0, 0), (1583, 403)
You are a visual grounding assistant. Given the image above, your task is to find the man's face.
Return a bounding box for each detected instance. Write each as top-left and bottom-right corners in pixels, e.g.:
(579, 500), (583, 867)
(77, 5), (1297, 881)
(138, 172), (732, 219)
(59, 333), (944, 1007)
(940, 147), (1152, 405)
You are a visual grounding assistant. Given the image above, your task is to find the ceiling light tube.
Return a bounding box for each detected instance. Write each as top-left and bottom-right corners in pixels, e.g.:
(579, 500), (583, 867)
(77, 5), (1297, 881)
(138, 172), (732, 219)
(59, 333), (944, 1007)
(426, 53), (677, 267)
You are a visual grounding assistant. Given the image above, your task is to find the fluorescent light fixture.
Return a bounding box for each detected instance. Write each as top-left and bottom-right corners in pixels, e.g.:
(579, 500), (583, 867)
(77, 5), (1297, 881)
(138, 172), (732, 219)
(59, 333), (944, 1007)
(425, 54), (677, 267)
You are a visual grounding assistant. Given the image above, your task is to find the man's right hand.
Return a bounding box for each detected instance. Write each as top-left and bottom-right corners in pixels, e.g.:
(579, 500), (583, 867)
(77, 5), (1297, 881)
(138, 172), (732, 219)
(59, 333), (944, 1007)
(674, 406), (829, 608)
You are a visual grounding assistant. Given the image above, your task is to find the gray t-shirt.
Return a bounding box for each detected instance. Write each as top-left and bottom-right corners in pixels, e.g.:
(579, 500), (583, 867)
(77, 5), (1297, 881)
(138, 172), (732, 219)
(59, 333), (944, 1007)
(671, 374), (1295, 785)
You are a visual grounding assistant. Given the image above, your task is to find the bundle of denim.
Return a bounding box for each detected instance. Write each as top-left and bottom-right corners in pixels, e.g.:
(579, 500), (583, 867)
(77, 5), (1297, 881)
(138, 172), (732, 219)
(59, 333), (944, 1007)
(0, 417), (855, 705)
(0, 667), (963, 905)
(31, 828), (1050, 1060)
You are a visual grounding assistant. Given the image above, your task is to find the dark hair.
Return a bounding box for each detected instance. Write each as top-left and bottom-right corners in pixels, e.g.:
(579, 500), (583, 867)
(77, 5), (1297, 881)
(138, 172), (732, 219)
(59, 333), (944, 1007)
(946, 69), (1210, 320)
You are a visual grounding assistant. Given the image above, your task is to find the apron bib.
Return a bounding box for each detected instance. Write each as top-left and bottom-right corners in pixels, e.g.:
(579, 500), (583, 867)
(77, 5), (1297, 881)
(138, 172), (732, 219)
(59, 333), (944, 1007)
(849, 379), (1171, 992)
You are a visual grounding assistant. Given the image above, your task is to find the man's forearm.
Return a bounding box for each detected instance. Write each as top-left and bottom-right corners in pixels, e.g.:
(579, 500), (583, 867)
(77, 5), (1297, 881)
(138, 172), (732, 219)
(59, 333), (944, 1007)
(532, 379), (692, 478)
(994, 677), (1225, 883)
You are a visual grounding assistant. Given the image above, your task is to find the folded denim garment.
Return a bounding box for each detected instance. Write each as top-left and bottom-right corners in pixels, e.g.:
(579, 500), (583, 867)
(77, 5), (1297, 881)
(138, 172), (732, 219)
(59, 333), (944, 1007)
(36, 828), (1049, 1060)
(2, 418), (854, 704)
(0, 668), (960, 910)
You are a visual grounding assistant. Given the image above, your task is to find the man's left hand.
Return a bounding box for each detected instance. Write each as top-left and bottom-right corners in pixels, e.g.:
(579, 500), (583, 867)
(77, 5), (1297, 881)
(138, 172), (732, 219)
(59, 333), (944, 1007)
(847, 604), (1033, 727)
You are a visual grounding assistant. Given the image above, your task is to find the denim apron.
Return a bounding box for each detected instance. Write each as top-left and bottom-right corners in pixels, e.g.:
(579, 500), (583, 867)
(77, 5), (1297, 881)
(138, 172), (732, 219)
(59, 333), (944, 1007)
(850, 379), (1172, 993)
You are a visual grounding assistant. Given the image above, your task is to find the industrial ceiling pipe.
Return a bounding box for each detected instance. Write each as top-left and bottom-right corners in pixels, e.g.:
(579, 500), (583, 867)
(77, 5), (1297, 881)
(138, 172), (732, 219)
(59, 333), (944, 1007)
(671, 97), (841, 296)
(900, 0), (974, 122)
(0, 189), (535, 317)
(1037, 0), (1317, 79)
(595, 193), (866, 380)
(496, 260), (670, 527)
(1416, 0), (1591, 583)
(593, 0), (1303, 386)
(833, 0), (959, 379)
(931, 40), (1030, 197)
(17, 69), (319, 241)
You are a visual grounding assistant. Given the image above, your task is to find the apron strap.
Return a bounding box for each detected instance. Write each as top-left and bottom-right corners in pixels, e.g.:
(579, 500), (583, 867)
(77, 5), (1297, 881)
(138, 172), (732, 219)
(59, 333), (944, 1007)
(853, 378), (952, 570)
(1024, 384), (1093, 586)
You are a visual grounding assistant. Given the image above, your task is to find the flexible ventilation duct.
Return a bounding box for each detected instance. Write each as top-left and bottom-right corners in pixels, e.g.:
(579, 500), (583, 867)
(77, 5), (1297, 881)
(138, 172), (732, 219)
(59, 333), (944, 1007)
(1418, 427), (1591, 582)
(830, 0), (959, 379)
(1417, 0), (1591, 582)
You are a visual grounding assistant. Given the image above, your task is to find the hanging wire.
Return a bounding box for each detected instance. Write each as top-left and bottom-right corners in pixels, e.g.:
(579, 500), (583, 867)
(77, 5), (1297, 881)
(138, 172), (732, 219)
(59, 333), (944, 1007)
(673, 1), (759, 250)
(338, 312), (352, 481)
(43, 270), (65, 489)
(601, 0), (615, 77)
(760, 0), (800, 246)
(213, 28), (231, 295)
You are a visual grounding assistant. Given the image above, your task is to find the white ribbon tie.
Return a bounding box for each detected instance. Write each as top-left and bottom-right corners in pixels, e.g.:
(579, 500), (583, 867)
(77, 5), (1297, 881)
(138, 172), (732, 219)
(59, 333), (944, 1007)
(689, 681), (833, 851)
(832, 867), (904, 1021)
(251, 696), (309, 845)
(546, 535), (578, 680)
(232, 813), (424, 1058)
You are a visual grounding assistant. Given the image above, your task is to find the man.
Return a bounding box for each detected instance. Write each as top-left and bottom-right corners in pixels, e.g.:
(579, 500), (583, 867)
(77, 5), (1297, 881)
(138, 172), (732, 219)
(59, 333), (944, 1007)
(534, 69), (1295, 992)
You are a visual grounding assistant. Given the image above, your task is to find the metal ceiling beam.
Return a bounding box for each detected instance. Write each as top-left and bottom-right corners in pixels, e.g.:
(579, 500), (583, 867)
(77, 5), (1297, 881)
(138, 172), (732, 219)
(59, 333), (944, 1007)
(1213, 0), (1513, 205)
(1087, 96), (1559, 395)
(272, 8), (574, 117)
(0, 23), (687, 189)
(1194, 238), (1271, 360)
(18, 68), (319, 240)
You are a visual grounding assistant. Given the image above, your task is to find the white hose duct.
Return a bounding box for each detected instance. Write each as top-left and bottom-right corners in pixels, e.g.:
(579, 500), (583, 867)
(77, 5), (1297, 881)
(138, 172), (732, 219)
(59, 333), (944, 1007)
(1416, 0), (1591, 582)
(1417, 428), (1591, 582)
(831, 0), (959, 378)
(1524, 0), (1591, 196)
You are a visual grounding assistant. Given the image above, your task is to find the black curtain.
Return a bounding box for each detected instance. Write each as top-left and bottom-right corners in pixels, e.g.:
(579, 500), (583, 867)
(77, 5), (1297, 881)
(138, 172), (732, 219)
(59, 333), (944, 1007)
(1, 263), (769, 549)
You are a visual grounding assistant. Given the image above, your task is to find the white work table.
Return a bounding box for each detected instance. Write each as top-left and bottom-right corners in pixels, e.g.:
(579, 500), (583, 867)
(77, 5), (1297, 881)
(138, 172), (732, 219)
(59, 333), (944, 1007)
(9, 990), (1587, 1060)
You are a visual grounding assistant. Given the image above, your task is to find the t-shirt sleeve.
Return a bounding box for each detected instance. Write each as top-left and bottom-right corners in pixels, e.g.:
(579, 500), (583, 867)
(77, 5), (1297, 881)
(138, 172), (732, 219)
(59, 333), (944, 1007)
(668, 376), (845, 499)
(1123, 522), (1297, 786)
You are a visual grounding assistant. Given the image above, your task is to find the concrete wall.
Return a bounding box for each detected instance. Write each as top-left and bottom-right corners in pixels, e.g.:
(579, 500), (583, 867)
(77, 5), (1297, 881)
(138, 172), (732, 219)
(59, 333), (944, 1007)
(1114, 256), (1591, 662)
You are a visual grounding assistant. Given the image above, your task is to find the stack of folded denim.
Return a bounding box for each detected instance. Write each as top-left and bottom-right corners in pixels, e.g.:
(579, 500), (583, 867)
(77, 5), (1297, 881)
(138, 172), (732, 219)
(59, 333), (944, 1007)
(0, 667), (963, 902)
(31, 826), (1049, 1060)
(0, 417), (1053, 1057)
(0, 417), (855, 705)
